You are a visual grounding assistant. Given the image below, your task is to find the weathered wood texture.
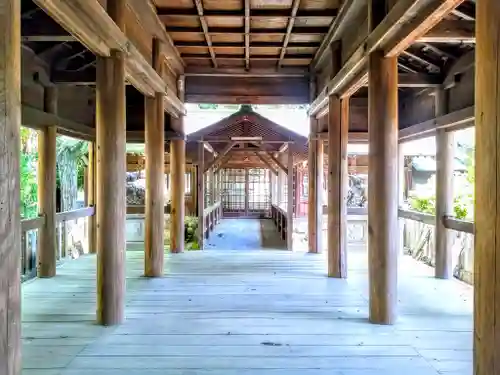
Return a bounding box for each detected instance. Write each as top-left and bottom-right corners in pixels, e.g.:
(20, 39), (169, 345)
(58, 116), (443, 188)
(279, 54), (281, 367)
(37, 86), (57, 277)
(474, 1), (500, 374)
(368, 51), (398, 325)
(170, 75), (186, 253)
(20, 246), (473, 375)
(170, 139), (186, 253)
(95, 0), (126, 327)
(144, 95), (165, 274)
(37, 124), (57, 277)
(287, 147), (294, 250)
(327, 95), (348, 278)
(145, 38), (165, 274)
(308, 117), (323, 254)
(434, 87), (453, 280)
(87, 142), (97, 254)
(0, 0), (21, 373)
(197, 142), (205, 249)
(185, 76), (309, 104)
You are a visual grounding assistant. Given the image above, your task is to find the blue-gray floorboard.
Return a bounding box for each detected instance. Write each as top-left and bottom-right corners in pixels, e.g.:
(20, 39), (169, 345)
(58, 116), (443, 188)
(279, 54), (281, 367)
(22, 219), (472, 375)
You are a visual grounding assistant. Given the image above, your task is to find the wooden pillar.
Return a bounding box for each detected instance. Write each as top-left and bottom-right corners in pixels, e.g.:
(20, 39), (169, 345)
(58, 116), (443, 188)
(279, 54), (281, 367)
(474, 1), (500, 373)
(197, 143), (205, 249)
(309, 118), (324, 253)
(327, 96), (348, 277)
(87, 142), (97, 254)
(287, 147), (294, 250)
(245, 168), (250, 215)
(268, 169), (273, 211)
(434, 87), (453, 279)
(144, 39), (165, 275)
(38, 87), (57, 277)
(96, 0), (126, 326)
(191, 166), (197, 215)
(398, 145), (405, 256)
(170, 137), (185, 253)
(368, 51), (398, 325)
(277, 167), (283, 207)
(0, 0), (21, 372)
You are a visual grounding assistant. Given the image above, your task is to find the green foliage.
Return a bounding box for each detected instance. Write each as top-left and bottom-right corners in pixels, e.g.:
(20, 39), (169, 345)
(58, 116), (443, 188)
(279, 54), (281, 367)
(408, 195), (435, 215)
(185, 216), (199, 244)
(20, 152), (38, 219)
(409, 194), (470, 220)
(453, 197), (468, 220)
(20, 127), (39, 219)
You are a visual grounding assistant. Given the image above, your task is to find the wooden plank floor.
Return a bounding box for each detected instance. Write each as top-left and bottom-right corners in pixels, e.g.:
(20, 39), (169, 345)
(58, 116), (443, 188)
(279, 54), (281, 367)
(22, 239), (472, 374)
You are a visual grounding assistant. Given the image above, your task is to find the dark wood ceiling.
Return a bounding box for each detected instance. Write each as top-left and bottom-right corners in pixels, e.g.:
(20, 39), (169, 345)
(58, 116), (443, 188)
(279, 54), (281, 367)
(19, 0), (477, 107)
(154, 0), (341, 70)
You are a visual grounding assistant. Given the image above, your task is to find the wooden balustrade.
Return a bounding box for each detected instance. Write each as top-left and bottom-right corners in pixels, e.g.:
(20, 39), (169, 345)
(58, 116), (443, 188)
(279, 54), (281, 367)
(203, 201), (222, 239)
(20, 207), (96, 281)
(398, 208), (474, 234)
(271, 204), (288, 241)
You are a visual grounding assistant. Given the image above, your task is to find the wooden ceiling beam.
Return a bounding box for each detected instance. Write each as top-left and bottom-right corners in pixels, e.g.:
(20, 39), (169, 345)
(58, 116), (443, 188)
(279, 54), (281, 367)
(176, 41), (320, 48)
(157, 8), (339, 17)
(278, 0), (301, 68)
(166, 26), (329, 34)
(309, 0), (466, 116)
(416, 20), (475, 43)
(254, 152), (278, 176)
(193, 0), (218, 68)
(185, 66), (309, 77)
(204, 142), (237, 172)
(127, 0), (184, 74)
(419, 42), (457, 61)
(182, 53), (312, 60)
(401, 50), (441, 72)
(244, 0), (250, 70)
(311, 0), (365, 69)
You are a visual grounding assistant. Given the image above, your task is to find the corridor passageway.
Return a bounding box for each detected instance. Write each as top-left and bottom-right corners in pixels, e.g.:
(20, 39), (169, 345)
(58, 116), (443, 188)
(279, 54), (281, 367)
(22, 246), (472, 374)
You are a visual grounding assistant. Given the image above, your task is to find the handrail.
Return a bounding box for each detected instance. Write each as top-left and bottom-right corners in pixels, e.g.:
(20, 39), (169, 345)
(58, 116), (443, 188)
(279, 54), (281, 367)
(399, 209), (475, 235)
(398, 209), (435, 226)
(322, 205), (368, 215)
(56, 206), (95, 223)
(127, 205), (170, 215)
(21, 216), (45, 232)
(443, 216), (474, 234)
(204, 201), (221, 217)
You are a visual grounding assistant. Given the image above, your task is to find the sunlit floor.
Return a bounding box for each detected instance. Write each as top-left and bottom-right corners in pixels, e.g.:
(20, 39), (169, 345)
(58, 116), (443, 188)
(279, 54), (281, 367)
(22, 242), (472, 374)
(205, 219), (286, 250)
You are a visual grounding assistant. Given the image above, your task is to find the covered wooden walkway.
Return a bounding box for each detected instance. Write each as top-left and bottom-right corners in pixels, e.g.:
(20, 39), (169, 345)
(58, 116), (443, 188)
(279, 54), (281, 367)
(23, 247), (471, 375)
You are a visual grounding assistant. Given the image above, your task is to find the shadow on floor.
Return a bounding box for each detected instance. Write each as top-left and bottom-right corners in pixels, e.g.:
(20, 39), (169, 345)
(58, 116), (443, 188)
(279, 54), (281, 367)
(206, 219), (286, 250)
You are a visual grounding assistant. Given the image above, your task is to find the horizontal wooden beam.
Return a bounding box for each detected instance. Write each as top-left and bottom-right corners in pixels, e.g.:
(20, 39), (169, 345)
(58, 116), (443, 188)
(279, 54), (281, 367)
(158, 7), (339, 17)
(398, 105), (474, 142)
(316, 131), (369, 143)
(56, 206), (95, 223)
(398, 208), (435, 226)
(416, 20), (475, 43)
(21, 216), (46, 232)
(443, 216), (474, 234)
(127, 0), (184, 74)
(185, 94), (309, 105)
(22, 105), (95, 140)
(33, 0), (129, 56)
(166, 26), (329, 34)
(184, 66), (310, 77)
(33, 0), (185, 116)
(309, 0), (465, 116)
(311, 0), (364, 69)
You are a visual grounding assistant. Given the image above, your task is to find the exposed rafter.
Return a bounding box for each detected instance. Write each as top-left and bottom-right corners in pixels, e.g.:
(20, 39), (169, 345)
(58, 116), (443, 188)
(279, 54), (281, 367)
(402, 50), (441, 73)
(193, 0), (218, 68)
(244, 0), (250, 70)
(278, 0), (301, 68)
